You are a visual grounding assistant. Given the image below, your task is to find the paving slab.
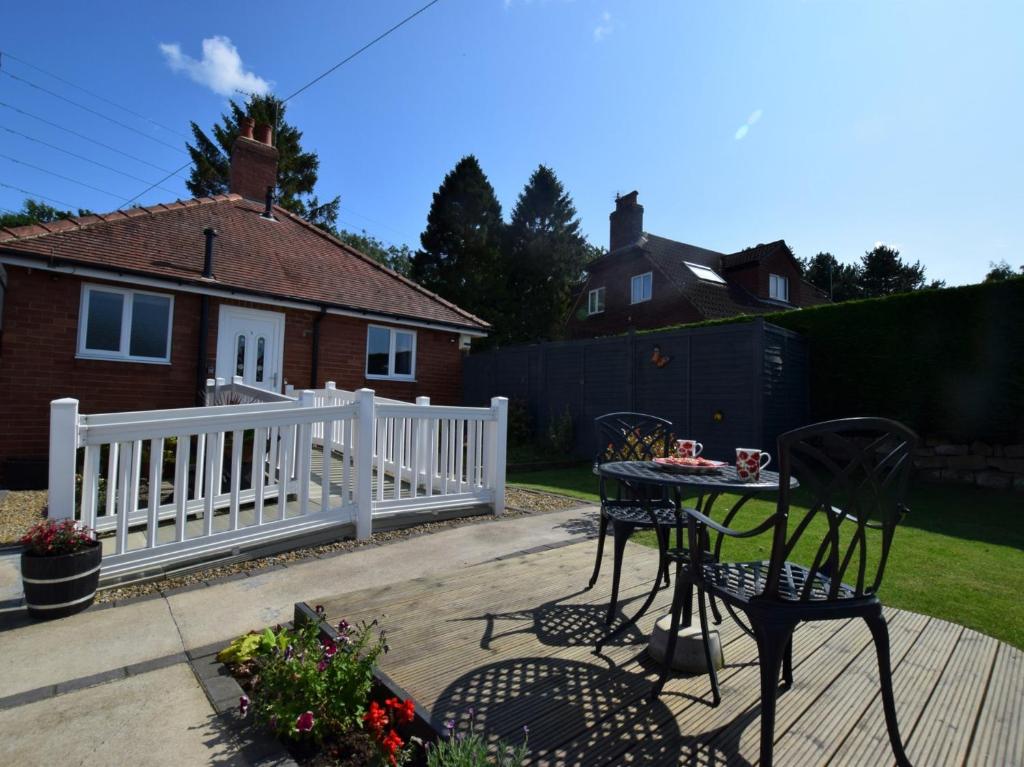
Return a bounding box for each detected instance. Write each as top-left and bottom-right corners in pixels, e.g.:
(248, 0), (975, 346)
(0, 663), (241, 766)
(166, 506), (599, 651)
(0, 595), (184, 698)
(0, 550), (21, 602)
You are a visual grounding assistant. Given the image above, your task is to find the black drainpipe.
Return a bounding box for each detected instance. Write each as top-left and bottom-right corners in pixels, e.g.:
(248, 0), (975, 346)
(310, 306), (327, 388)
(196, 228), (217, 405)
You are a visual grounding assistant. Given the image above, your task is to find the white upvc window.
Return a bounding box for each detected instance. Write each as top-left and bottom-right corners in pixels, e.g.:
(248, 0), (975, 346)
(587, 287), (605, 315)
(630, 272), (652, 304)
(769, 273), (790, 302)
(77, 283), (173, 363)
(365, 325), (416, 381)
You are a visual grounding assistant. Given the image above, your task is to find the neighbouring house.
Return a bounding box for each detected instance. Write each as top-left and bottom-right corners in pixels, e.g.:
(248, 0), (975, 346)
(0, 117), (489, 487)
(566, 191), (828, 338)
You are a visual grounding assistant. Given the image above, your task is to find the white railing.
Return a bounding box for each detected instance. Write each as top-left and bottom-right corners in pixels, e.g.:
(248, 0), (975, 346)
(47, 388), (507, 578)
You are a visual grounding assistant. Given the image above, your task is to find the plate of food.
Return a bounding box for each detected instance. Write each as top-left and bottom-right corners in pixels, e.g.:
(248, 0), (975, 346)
(651, 456), (728, 474)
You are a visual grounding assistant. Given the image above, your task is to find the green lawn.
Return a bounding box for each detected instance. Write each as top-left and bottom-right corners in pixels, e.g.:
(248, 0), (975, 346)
(508, 465), (1024, 649)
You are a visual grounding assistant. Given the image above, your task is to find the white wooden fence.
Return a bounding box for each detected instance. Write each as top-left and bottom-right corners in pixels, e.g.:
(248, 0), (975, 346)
(47, 387), (508, 578)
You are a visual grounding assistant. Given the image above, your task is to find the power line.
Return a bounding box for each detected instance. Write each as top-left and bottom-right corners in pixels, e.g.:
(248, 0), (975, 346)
(0, 153), (129, 202)
(118, 160), (193, 209)
(281, 0), (442, 103)
(0, 101), (184, 174)
(1, 70), (188, 155)
(0, 49), (191, 140)
(0, 124), (179, 195)
(0, 180), (81, 210)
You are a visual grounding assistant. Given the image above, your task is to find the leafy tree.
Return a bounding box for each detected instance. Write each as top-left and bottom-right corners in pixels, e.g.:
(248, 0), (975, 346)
(799, 252), (863, 302)
(859, 245), (932, 298)
(0, 199), (93, 228)
(500, 165), (596, 344)
(984, 259), (1023, 283)
(185, 94), (339, 230)
(335, 229), (413, 277)
(412, 155), (504, 322)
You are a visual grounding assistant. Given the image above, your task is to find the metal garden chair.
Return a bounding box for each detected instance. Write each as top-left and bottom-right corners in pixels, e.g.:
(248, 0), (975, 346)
(587, 412), (681, 624)
(652, 417), (918, 767)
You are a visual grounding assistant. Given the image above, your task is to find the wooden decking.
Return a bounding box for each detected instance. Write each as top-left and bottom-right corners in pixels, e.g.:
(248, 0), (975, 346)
(316, 540), (1022, 766)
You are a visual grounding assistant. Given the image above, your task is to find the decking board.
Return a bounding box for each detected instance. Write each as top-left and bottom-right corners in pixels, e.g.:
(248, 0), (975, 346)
(314, 540), (1019, 765)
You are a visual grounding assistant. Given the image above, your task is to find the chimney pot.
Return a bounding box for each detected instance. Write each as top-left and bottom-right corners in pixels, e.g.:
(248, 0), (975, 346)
(254, 123), (273, 146)
(609, 190), (644, 251)
(239, 117), (255, 140)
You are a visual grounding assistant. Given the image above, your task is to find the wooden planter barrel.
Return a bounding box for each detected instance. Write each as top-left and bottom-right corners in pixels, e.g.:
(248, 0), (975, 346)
(21, 544), (101, 620)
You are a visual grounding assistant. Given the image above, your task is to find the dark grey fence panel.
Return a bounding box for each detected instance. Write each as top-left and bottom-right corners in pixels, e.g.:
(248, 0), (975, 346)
(463, 319), (808, 463)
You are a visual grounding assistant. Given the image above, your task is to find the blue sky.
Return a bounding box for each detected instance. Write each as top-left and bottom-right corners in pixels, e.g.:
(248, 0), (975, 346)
(1, 0), (1021, 285)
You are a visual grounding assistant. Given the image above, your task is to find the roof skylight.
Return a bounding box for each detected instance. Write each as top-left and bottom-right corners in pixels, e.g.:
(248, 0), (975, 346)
(684, 261), (726, 284)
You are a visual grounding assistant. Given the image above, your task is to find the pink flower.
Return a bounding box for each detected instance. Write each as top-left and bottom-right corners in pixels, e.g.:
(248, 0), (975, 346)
(239, 695), (250, 716)
(321, 637), (337, 657)
(295, 711), (315, 733)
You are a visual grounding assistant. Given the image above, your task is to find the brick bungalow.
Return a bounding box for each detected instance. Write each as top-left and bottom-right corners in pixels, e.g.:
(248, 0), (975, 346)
(0, 118), (488, 486)
(566, 191), (828, 338)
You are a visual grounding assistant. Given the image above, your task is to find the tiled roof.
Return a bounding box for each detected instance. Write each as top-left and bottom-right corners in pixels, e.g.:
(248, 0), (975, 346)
(721, 239), (792, 269)
(0, 195), (488, 331)
(636, 234), (774, 319)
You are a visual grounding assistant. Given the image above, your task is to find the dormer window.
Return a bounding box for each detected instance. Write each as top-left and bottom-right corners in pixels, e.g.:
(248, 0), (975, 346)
(769, 273), (789, 302)
(588, 287), (605, 315)
(630, 272), (652, 304)
(684, 261), (726, 284)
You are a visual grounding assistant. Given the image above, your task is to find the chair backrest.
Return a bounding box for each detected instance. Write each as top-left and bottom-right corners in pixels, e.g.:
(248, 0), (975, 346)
(764, 417), (918, 602)
(594, 412), (674, 467)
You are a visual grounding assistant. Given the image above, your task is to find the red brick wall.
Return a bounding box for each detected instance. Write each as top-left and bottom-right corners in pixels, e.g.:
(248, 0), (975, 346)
(566, 249), (702, 338)
(0, 266), (465, 484)
(727, 253), (805, 306)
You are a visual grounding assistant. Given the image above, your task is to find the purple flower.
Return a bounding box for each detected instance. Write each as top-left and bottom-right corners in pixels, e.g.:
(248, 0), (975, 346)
(284, 645), (294, 661)
(337, 619), (350, 634)
(314, 604), (325, 616)
(295, 711), (315, 733)
(321, 637), (337, 657)
(238, 695), (250, 716)
(444, 719), (455, 732)
(467, 706), (476, 718)
(456, 731), (465, 743)
(523, 724), (529, 735)
(317, 658), (329, 672)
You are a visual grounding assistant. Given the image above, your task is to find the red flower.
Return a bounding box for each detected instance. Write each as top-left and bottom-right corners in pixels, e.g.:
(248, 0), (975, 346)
(398, 699), (416, 725)
(295, 711), (315, 733)
(363, 700), (389, 735)
(382, 729), (404, 766)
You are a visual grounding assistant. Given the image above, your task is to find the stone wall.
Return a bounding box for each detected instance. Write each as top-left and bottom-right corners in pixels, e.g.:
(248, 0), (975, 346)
(914, 440), (1024, 490)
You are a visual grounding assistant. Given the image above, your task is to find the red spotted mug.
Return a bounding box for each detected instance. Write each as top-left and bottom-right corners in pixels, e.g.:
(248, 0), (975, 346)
(675, 439), (703, 459)
(735, 448), (771, 482)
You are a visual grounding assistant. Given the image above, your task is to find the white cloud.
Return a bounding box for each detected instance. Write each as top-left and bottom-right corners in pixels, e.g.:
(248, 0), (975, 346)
(593, 11), (613, 42)
(159, 36), (271, 97)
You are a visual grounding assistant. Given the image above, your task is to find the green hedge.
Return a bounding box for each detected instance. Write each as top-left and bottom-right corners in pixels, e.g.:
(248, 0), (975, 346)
(643, 278), (1024, 443)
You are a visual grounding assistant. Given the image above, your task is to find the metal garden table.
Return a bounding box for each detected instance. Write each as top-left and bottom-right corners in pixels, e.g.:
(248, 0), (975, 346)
(594, 460), (797, 650)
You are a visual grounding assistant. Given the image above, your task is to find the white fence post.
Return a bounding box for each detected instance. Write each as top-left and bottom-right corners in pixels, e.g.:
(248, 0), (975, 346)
(355, 388), (375, 539)
(489, 396), (508, 515)
(205, 378), (216, 405)
(416, 396), (430, 489)
(48, 398), (79, 521)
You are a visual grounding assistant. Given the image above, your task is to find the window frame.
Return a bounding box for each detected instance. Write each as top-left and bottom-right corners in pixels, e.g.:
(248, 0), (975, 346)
(769, 273), (790, 302)
(76, 283), (174, 364)
(630, 272), (653, 304)
(587, 286), (606, 315)
(364, 324), (417, 381)
(684, 261), (727, 284)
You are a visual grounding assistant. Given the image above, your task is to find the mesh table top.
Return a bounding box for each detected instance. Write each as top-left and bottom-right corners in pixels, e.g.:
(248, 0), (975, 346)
(596, 460), (797, 493)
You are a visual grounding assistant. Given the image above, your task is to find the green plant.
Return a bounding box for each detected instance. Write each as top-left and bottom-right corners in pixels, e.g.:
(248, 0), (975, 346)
(20, 519), (97, 556)
(506, 397), (534, 446)
(234, 613), (388, 743)
(546, 406), (574, 455)
(426, 709), (528, 766)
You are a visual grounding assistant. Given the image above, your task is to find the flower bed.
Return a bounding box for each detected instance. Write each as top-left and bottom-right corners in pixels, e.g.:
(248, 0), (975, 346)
(218, 605), (528, 766)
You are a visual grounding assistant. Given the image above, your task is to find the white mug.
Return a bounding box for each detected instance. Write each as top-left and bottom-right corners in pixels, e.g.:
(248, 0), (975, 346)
(736, 448), (771, 481)
(676, 439), (703, 459)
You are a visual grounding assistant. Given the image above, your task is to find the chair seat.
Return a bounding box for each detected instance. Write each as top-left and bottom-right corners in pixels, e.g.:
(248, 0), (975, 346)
(700, 560), (858, 603)
(603, 502), (680, 527)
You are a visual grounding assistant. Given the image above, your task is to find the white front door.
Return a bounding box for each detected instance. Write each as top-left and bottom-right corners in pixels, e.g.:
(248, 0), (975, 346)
(215, 306), (285, 391)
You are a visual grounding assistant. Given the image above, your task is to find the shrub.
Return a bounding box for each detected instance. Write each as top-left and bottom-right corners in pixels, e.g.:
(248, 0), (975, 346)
(546, 406), (574, 455)
(426, 709), (528, 766)
(20, 519), (96, 556)
(506, 397), (534, 446)
(234, 614), (388, 743)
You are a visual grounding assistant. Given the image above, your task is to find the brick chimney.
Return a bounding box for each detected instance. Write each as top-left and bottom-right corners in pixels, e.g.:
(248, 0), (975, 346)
(609, 190), (643, 251)
(229, 117), (278, 203)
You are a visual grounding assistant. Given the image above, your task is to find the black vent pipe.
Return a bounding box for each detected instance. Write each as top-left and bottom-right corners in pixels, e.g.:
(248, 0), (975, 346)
(262, 186), (275, 220)
(203, 227), (217, 278)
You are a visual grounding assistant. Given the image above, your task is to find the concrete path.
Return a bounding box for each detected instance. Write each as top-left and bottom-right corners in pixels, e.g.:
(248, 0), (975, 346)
(0, 506), (599, 766)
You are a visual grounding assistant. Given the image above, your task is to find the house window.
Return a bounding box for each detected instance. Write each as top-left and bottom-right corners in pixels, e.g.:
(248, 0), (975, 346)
(630, 272), (652, 304)
(769, 273), (789, 302)
(365, 325), (416, 380)
(684, 261), (726, 284)
(588, 287), (605, 315)
(78, 284), (173, 363)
